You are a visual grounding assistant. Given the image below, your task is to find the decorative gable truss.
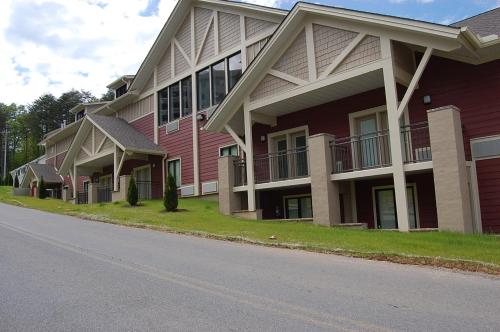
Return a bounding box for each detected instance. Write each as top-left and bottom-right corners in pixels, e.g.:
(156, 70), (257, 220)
(153, 6), (280, 88)
(249, 22), (383, 103)
(75, 126), (115, 165)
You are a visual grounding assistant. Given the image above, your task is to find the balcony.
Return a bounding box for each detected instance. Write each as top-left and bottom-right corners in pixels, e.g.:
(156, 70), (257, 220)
(331, 122), (431, 174)
(233, 148), (310, 187)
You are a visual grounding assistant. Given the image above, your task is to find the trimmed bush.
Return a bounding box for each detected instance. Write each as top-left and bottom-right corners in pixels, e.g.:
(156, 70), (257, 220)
(127, 176), (138, 206)
(164, 173), (178, 212)
(38, 177), (47, 199)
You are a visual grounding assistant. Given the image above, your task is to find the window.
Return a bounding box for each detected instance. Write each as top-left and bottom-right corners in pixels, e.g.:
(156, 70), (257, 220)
(197, 68), (210, 110)
(181, 77), (192, 116)
(211, 60), (226, 105)
(169, 83), (180, 121)
(116, 84), (127, 98)
(219, 144), (238, 157)
(284, 196), (313, 219)
(157, 76), (192, 126)
(228, 52), (242, 91)
(76, 110), (85, 121)
(167, 159), (181, 188)
(158, 87), (169, 125)
(196, 51), (242, 111)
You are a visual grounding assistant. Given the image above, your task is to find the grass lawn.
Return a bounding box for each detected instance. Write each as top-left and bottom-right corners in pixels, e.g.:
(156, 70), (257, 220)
(1, 186), (499, 273)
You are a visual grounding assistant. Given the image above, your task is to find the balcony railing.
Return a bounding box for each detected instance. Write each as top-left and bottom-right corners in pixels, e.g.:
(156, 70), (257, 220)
(332, 130), (391, 173)
(97, 186), (112, 203)
(76, 191), (88, 204)
(401, 121), (431, 163)
(331, 122), (431, 174)
(254, 147), (309, 184)
(233, 159), (247, 187)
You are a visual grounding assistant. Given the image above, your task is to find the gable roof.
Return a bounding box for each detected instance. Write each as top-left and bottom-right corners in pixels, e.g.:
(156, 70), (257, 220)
(128, 0), (287, 93)
(204, 1), (467, 133)
(86, 114), (164, 154)
(24, 164), (63, 186)
(452, 7), (500, 37)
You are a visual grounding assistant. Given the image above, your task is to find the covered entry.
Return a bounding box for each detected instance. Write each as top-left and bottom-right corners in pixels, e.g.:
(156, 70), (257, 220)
(59, 114), (165, 203)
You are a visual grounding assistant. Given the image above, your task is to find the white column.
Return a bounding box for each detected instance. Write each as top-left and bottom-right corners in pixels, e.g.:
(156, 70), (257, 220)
(381, 37), (410, 232)
(244, 106), (256, 211)
(113, 145), (119, 192)
(192, 73), (200, 196)
(73, 164), (77, 199)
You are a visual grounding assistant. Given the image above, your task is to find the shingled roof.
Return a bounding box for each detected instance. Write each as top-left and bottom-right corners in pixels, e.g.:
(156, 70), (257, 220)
(86, 114), (164, 155)
(28, 164), (63, 183)
(452, 7), (500, 37)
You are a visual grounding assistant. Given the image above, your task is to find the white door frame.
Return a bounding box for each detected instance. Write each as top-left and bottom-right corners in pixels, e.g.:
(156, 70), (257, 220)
(371, 183), (420, 229)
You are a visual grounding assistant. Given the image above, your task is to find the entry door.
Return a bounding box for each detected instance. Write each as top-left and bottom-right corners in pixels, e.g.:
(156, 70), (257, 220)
(375, 187), (417, 229)
(291, 133), (308, 177)
(358, 115), (379, 168)
(275, 138), (288, 180)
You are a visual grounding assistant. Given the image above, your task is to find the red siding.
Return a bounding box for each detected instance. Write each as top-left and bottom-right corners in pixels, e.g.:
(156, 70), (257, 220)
(158, 117), (194, 186)
(476, 158), (500, 233)
(199, 117), (235, 183)
(252, 88), (386, 154)
(355, 173), (437, 229)
(130, 113), (155, 141)
(408, 57), (500, 160)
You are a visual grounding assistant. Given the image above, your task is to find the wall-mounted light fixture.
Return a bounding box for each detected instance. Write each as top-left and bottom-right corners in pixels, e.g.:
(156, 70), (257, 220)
(196, 113), (206, 121)
(423, 95), (432, 105)
(260, 135), (266, 143)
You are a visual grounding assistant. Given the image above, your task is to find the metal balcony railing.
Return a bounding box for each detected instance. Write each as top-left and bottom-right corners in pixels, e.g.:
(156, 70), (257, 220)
(233, 159), (247, 187)
(401, 121), (432, 164)
(254, 147), (309, 184)
(331, 130), (391, 173)
(97, 186), (112, 203)
(76, 191), (88, 204)
(331, 122), (432, 174)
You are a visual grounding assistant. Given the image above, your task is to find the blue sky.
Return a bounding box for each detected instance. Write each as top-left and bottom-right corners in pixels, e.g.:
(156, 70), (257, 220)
(0, 0), (498, 105)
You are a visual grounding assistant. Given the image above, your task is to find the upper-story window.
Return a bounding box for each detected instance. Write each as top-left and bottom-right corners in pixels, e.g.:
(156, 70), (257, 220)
(196, 51), (242, 111)
(158, 76), (192, 126)
(76, 110), (85, 121)
(115, 84), (127, 98)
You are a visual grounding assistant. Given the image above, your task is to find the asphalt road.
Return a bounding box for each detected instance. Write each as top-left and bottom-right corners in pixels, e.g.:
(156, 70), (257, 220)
(0, 203), (499, 332)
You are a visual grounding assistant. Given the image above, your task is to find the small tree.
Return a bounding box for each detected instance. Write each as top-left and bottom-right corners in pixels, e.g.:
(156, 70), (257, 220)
(164, 173), (178, 212)
(38, 177), (47, 199)
(127, 176), (138, 206)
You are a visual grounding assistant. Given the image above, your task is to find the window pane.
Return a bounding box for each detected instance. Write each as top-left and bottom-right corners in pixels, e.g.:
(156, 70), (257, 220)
(158, 87), (169, 125)
(181, 77), (192, 116)
(220, 145), (238, 157)
(197, 68), (210, 110)
(169, 83), (180, 121)
(228, 52), (242, 91)
(211, 60), (226, 105)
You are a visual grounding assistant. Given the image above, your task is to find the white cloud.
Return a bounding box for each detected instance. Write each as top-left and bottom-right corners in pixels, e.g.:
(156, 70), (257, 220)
(0, 0), (177, 105)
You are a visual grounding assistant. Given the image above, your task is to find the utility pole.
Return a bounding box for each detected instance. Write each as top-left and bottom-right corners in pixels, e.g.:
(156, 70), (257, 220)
(3, 126), (8, 180)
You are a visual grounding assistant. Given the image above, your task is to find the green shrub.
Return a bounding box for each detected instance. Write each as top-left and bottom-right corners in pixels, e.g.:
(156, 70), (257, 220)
(38, 177), (47, 199)
(164, 173), (178, 212)
(127, 176), (138, 206)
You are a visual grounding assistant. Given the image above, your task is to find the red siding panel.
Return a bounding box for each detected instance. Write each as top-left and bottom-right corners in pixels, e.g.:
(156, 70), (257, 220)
(158, 117), (194, 186)
(476, 158), (500, 233)
(199, 120), (234, 183)
(130, 113), (155, 141)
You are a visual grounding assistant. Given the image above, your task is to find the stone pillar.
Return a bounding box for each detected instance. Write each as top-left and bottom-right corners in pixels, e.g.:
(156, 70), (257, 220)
(218, 155), (241, 215)
(309, 133), (341, 226)
(88, 182), (98, 204)
(428, 106), (473, 233)
(62, 186), (72, 202)
(114, 174), (131, 202)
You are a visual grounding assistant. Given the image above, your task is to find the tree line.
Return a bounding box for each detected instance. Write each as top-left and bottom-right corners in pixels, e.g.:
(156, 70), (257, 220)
(0, 89), (115, 181)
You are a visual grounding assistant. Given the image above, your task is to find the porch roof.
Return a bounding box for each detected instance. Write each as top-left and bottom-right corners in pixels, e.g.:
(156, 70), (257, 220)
(86, 114), (164, 155)
(21, 164), (63, 188)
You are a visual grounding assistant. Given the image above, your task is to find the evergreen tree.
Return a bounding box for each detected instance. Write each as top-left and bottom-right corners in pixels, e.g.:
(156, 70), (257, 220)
(127, 176), (138, 206)
(164, 173), (178, 212)
(38, 177), (47, 199)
